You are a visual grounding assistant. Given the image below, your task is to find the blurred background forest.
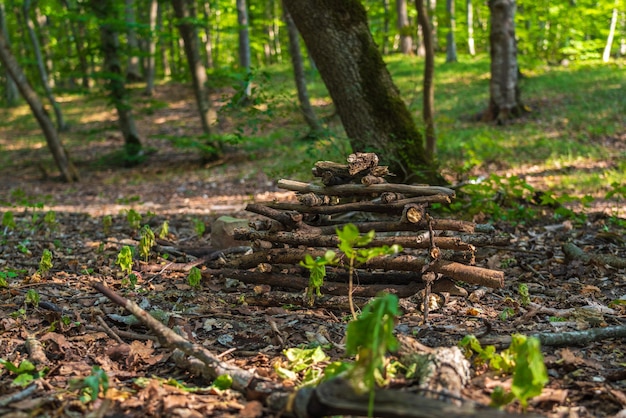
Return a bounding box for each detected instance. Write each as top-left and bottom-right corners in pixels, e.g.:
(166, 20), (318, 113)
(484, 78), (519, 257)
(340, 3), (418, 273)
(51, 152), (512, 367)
(0, 0), (624, 218)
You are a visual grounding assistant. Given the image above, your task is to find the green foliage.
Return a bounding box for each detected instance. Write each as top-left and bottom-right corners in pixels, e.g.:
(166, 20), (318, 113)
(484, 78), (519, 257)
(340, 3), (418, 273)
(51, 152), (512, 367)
(102, 215), (113, 235)
(299, 251), (336, 304)
(459, 334), (548, 408)
(518, 283), (531, 307)
(346, 293), (400, 415)
(275, 346), (329, 387)
(193, 218), (206, 237)
(38, 249), (53, 275)
(124, 209), (142, 230)
(69, 366), (109, 403)
(2, 211), (16, 230)
(158, 220), (169, 239)
(0, 270), (17, 288)
(25, 289), (40, 307)
(43, 211), (57, 229)
(139, 225), (155, 262)
(0, 358), (47, 387)
(187, 266), (202, 288)
(116, 246), (134, 275)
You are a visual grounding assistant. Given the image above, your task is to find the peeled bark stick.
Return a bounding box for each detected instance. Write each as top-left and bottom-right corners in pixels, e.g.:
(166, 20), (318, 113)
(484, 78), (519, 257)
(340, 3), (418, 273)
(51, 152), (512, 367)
(235, 230), (476, 252)
(267, 194), (451, 214)
(245, 203), (315, 231)
(220, 248), (504, 288)
(277, 179), (455, 197)
(89, 281), (284, 399)
(318, 218), (475, 235)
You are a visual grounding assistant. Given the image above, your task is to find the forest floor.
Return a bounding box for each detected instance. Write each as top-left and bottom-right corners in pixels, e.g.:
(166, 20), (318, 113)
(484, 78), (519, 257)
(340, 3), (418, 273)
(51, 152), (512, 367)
(1, 83), (625, 418)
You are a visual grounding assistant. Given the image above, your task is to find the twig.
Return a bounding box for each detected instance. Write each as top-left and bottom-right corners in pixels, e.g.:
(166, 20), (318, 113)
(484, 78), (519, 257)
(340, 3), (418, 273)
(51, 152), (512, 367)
(96, 316), (124, 344)
(480, 325), (626, 348)
(0, 383), (39, 407)
(563, 242), (626, 268)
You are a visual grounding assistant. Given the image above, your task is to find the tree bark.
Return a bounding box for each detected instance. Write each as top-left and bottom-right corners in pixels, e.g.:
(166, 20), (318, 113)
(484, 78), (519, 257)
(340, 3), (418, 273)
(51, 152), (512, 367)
(0, 31), (79, 182)
(144, 0), (158, 96)
(0, 2), (18, 106)
(482, 0), (525, 123)
(171, 0), (212, 134)
(60, 0), (91, 89)
(283, 3), (323, 137)
(602, 5), (618, 63)
(200, 1), (214, 69)
(396, 0), (413, 54)
(282, 0), (444, 185)
(91, 0), (143, 157)
(23, 0), (66, 132)
(125, 0), (142, 81)
(467, 0), (476, 55)
(416, 0), (436, 159)
(236, 0), (252, 102)
(445, 0), (458, 62)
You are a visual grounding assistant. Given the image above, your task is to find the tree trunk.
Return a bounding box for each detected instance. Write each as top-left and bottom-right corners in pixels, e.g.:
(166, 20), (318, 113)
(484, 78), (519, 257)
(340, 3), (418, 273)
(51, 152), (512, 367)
(171, 0), (221, 159)
(158, 3), (171, 78)
(283, 3), (323, 137)
(482, 0), (525, 123)
(0, 32), (79, 182)
(396, 0), (413, 54)
(201, 1), (214, 69)
(382, 0), (391, 55)
(602, 5), (618, 63)
(145, 0), (158, 95)
(427, 0), (438, 50)
(283, 0), (443, 185)
(236, 0), (252, 102)
(60, 0), (91, 89)
(0, 2), (18, 106)
(416, 0), (436, 159)
(23, 0), (66, 131)
(467, 0), (475, 55)
(125, 0), (142, 81)
(445, 0), (457, 62)
(91, 0), (142, 157)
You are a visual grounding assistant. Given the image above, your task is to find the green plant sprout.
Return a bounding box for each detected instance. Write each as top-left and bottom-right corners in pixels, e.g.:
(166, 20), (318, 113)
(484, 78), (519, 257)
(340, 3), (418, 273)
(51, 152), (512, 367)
(102, 215), (113, 235)
(0, 358), (48, 387)
(0, 270), (17, 288)
(300, 251), (337, 305)
(459, 334), (548, 408)
(69, 366), (109, 403)
(158, 220), (169, 239)
(518, 283), (530, 307)
(43, 211), (57, 229)
(187, 266), (202, 288)
(139, 225), (156, 262)
(275, 346), (329, 387)
(25, 289), (40, 307)
(116, 246), (134, 275)
(193, 218), (206, 237)
(124, 209), (142, 230)
(2, 211), (16, 231)
(38, 249), (53, 275)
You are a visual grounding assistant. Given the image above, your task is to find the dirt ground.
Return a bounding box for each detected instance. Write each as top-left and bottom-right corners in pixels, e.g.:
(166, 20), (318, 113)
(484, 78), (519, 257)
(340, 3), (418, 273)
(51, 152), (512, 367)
(1, 85), (625, 417)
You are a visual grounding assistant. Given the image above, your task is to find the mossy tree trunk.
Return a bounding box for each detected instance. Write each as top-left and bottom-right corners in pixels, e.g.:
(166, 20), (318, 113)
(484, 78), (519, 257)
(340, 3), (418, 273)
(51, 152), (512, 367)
(482, 0), (525, 123)
(283, 0), (444, 185)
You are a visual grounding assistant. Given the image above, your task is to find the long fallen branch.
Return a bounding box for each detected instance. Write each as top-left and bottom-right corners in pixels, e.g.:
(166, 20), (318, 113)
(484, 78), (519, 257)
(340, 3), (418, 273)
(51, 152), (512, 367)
(562, 242), (626, 269)
(480, 325), (626, 348)
(277, 179), (456, 197)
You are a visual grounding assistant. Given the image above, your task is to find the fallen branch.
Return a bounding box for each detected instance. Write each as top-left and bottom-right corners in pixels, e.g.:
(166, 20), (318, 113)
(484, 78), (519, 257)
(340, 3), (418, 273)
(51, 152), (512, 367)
(278, 179), (456, 197)
(480, 325), (626, 348)
(562, 242), (626, 269)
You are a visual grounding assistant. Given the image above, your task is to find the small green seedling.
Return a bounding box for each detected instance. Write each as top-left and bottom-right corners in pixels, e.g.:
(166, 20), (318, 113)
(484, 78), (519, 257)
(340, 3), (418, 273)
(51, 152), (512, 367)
(139, 225), (155, 261)
(2, 211), (16, 230)
(193, 218), (206, 237)
(125, 209), (142, 230)
(187, 266), (202, 288)
(158, 220), (169, 239)
(275, 346), (329, 387)
(102, 215), (113, 235)
(0, 270), (17, 288)
(69, 366), (109, 403)
(0, 358), (47, 387)
(116, 246), (134, 275)
(518, 283), (530, 307)
(43, 211), (57, 229)
(38, 249), (53, 275)
(25, 289), (40, 307)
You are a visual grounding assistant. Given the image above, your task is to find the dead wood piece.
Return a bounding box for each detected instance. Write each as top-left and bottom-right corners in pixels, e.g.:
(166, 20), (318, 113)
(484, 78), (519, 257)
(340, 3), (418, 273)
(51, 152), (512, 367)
(562, 242), (626, 269)
(266, 194), (451, 215)
(235, 230), (476, 253)
(219, 289), (371, 312)
(282, 377), (540, 418)
(278, 179), (455, 198)
(381, 192), (406, 203)
(89, 281), (285, 401)
(25, 336), (49, 365)
(218, 248), (504, 288)
(0, 383), (39, 407)
(362, 174), (386, 185)
(347, 151), (379, 174)
(480, 325), (626, 348)
(402, 203), (426, 224)
(204, 268), (426, 298)
(246, 203), (314, 232)
(297, 192), (329, 207)
(318, 218), (475, 235)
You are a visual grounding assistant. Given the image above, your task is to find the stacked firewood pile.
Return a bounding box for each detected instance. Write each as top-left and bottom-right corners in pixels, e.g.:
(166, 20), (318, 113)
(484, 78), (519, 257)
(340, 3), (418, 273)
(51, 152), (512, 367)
(205, 153), (505, 311)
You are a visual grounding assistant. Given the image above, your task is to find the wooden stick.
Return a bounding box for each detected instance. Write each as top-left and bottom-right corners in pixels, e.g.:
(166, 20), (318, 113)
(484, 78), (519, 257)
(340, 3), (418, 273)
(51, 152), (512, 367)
(277, 179), (455, 197)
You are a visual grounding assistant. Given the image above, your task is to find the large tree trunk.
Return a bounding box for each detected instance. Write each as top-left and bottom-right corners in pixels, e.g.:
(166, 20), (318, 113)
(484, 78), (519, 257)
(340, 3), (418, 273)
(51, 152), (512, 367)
(60, 0), (90, 89)
(283, 3), (323, 137)
(396, 0), (413, 54)
(144, 0), (158, 95)
(23, 0), (66, 131)
(482, 0), (525, 123)
(416, 0), (436, 159)
(0, 32), (79, 182)
(467, 0), (476, 55)
(283, 0), (443, 185)
(236, 0), (252, 102)
(125, 0), (142, 81)
(91, 0), (142, 157)
(201, 1), (214, 69)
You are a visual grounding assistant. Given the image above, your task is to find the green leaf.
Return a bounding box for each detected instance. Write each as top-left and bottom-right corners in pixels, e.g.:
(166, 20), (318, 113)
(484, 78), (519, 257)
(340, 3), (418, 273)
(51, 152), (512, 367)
(116, 246), (134, 275)
(187, 266), (202, 288)
(212, 374), (233, 390)
(510, 335), (548, 407)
